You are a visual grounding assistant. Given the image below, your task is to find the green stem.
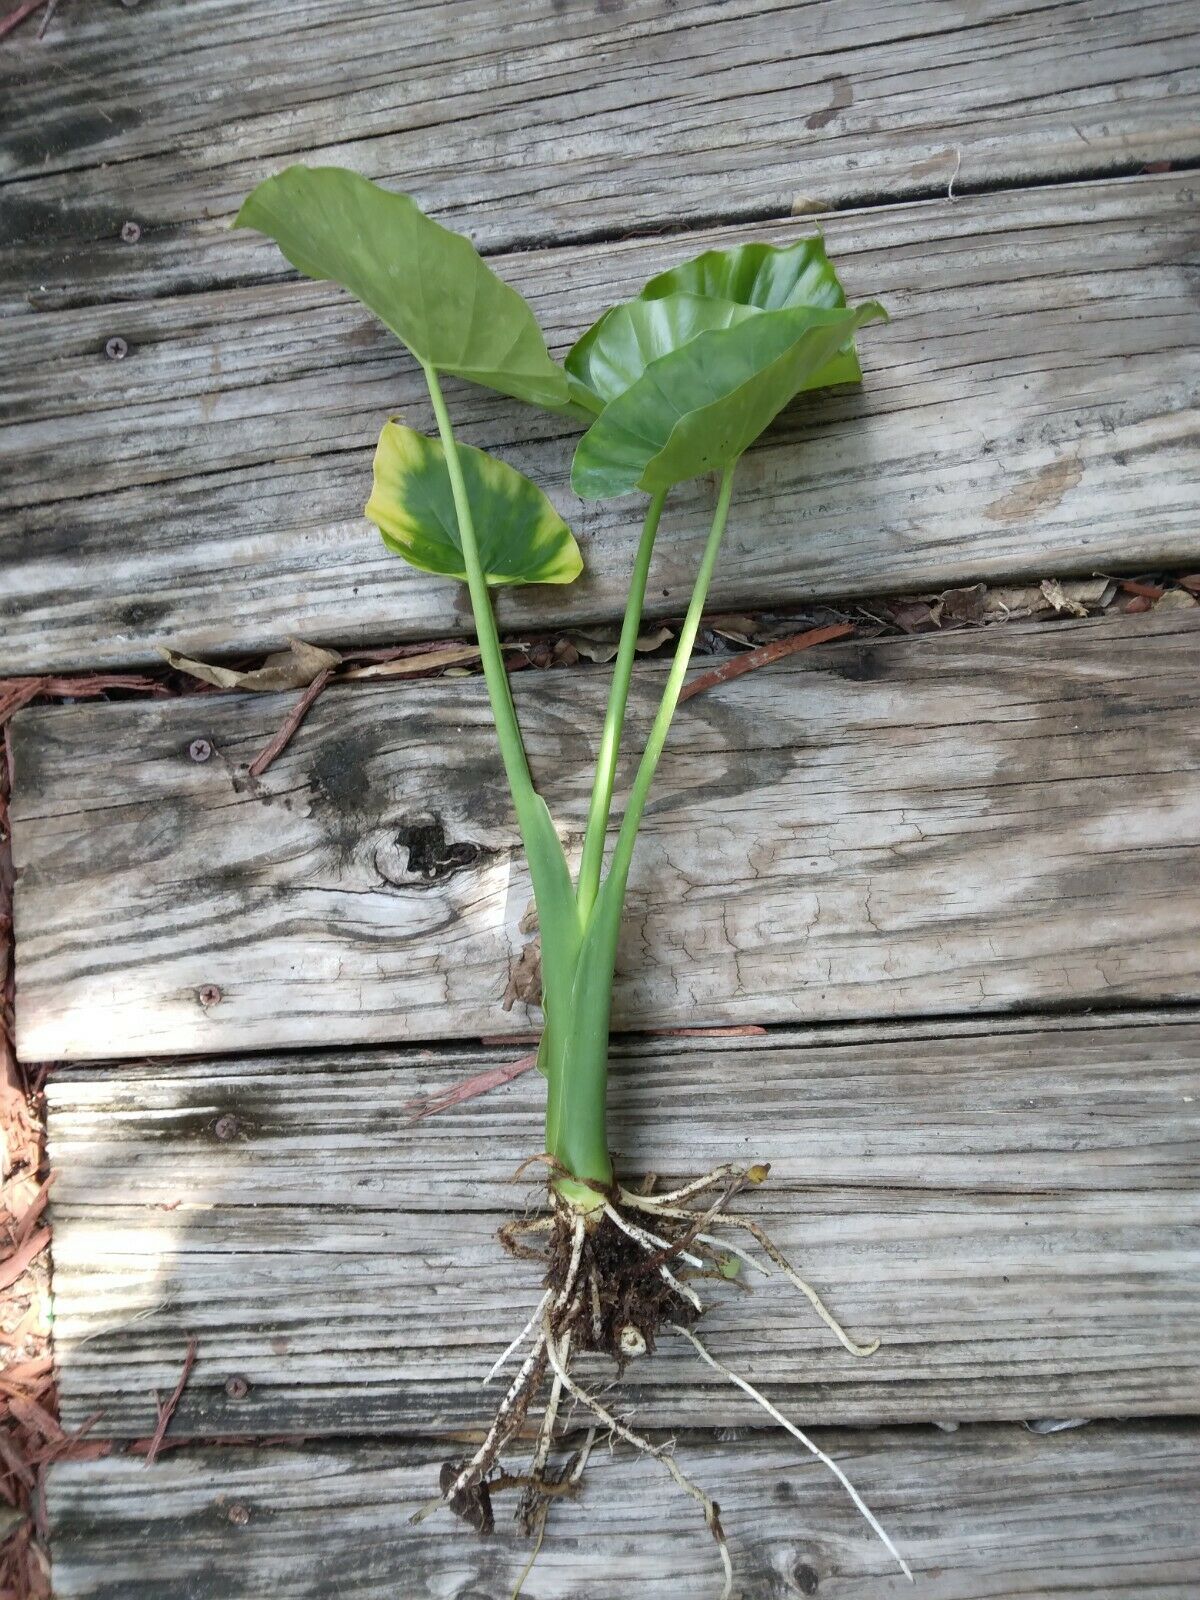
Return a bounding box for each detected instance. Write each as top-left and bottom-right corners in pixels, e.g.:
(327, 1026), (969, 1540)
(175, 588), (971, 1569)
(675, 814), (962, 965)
(546, 462), (739, 1186)
(576, 487), (668, 923)
(422, 364), (580, 1097)
(423, 362), (536, 816)
(603, 462), (738, 905)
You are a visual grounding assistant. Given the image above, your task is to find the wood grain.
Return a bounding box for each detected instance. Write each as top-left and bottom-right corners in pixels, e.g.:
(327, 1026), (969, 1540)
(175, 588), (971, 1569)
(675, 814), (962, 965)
(3, 175), (1197, 673)
(12, 610), (1200, 1062)
(43, 1012), (1200, 1437)
(3, 0), (1197, 310)
(45, 1422), (1200, 1598)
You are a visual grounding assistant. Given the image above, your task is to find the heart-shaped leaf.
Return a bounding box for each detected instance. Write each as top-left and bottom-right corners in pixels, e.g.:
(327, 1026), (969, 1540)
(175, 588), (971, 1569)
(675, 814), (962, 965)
(235, 166), (570, 410)
(367, 422), (583, 586)
(566, 293), (759, 409)
(567, 236), (867, 416)
(571, 301), (886, 498)
(639, 236), (850, 314)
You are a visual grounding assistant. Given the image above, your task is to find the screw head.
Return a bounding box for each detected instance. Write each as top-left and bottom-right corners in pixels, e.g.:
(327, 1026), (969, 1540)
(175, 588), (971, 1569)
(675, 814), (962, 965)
(226, 1503), (251, 1526)
(120, 220), (142, 244)
(213, 1114), (238, 1141)
(104, 336), (128, 360)
(224, 1375), (250, 1400)
(189, 738), (212, 763)
(199, 984), (222, 1009)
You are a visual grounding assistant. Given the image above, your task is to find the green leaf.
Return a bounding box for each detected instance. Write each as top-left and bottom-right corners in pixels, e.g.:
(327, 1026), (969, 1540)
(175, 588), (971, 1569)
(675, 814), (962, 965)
(639, 236), (850, 314)
(235, 166), (569, 410)
(566, 293), (759, 408)
(566, 238), (866, 415)
(572, 301), (886, 498)
(367, 422), (582, 586)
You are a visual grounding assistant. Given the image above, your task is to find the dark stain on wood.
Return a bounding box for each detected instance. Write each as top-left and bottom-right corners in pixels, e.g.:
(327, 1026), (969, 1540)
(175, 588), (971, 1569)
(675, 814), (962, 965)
(806, 75), (853, 130)
(387, 816), (496, 887)
(827, 644), (885, 682)
(5, 105), (143, 171)
(117, 598), (171, 632)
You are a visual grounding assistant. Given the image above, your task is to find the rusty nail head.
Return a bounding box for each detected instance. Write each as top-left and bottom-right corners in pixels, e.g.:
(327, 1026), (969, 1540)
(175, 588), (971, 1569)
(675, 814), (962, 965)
(214, 1114), (238, 1141)
(224, 1375), (250, 1400)
(120, 221), (142, 244)
(189, 738), (212, 762)
(199, 984), (222, 1008)
(104, 336), (128, 360)
(226, 1503), (251, 1526)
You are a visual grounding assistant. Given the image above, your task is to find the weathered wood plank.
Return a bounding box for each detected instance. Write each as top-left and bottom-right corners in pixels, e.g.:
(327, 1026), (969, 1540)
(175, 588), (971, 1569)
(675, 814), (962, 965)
(3, 0), (1197, 311)
(43, 1014), (1200, 1437)
(13, 611), (1200, 1062)
(3, 175), (1197, 673)
(45, 1422), (1200, 1599)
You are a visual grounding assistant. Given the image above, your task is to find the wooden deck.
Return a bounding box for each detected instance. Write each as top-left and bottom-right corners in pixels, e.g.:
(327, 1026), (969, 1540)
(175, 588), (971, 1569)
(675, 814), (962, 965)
(3, 1), (1200, 1595)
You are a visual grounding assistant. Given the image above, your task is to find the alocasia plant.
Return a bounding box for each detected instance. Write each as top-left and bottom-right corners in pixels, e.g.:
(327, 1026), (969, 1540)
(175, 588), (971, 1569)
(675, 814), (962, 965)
(236, 166), (908, 1594)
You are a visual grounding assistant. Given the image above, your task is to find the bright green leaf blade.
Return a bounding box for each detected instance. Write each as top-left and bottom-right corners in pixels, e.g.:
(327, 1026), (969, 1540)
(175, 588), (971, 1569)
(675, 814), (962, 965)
(367, 422), (583, 586)
(235, 166), (569, 409)
(571, 302), (886, 498)
(565, 293), (759, 407)
(639, 235), (850, 313)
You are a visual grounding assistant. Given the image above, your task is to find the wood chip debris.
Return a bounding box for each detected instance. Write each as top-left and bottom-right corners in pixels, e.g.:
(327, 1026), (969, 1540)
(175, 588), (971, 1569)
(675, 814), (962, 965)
(140, 1337), (199, 1468)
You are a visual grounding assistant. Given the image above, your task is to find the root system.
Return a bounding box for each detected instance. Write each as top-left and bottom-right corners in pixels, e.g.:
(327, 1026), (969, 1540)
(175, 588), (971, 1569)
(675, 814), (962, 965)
(413, 1161), (913, 1597)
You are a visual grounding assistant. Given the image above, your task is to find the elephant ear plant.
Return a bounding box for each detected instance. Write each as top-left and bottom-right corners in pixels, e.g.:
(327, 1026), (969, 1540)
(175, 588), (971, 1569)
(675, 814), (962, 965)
(237, 167), (909, 1594)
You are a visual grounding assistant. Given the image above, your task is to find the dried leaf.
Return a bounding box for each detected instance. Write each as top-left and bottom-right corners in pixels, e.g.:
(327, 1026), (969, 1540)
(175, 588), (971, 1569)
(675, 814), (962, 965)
(708, 614), (760, 646)
(983, 578), (1112, 623)
(981, 584), (1044, 621)
(1040, 578), (1089, 617)
(159, 639), (341, 691)
(790, 195), (829, 217)
(501, 943), (542, 1012)
(1152, 586), (1198, 611)
(341, 645), (481, 680)
(937, 584), (987, 625)
(568, 625), (672, 664)
(891, 602), (937, 634)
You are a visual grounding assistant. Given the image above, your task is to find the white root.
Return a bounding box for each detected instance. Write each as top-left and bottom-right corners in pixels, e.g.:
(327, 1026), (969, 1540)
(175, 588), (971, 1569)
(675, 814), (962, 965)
(661, 1261), (703, 1312)
(444, 1332), (547, 1504)
(542, 1321), (733, 1600)
(601, 1202), (704, 1312)
(672, 1323), (914, 1583)
(714, 1213), (880, 1358)
(554, 1213), (587, 1312)
(694, 1231), (764, 1277)
(530, 1329), (570, 1482)
(485, 1288), (553, 1386)
(604, 1202), (706, 1270)
(623, 1163), (753, 1207)
(624, 1194), (879, 1359)
(570, 1426), (598, 1482)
